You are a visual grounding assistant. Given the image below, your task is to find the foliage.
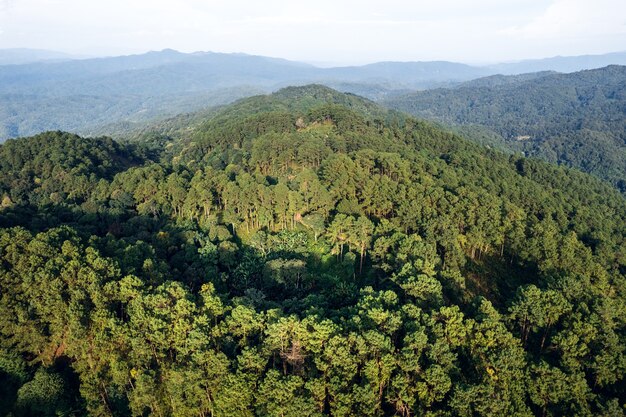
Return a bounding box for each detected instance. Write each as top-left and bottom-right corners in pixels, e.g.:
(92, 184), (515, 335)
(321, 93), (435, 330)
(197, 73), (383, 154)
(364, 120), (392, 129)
(0, 86), (625, 416)
(385, 65), (626, 190)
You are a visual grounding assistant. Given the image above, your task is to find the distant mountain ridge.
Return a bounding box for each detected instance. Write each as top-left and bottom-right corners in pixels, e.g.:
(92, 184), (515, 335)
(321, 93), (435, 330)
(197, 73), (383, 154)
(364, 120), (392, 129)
(0, 48), (82, 65)
(0, 49), (489, 96)
(0, 49), (491, 140)
(1, 48), (626, 140)
(487, 51), (626, 74)
(456, 71), (557, 88)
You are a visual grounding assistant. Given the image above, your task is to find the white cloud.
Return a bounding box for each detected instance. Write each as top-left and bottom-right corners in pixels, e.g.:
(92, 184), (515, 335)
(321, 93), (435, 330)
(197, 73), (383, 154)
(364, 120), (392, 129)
(0, 0), (624, 63)
(503, 0), (626, 39)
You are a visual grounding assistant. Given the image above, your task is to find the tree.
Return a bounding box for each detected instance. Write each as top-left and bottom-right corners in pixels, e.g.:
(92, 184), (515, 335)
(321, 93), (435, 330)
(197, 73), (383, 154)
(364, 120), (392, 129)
(351, 216), (374, 274)
(15, 369), (69, 416)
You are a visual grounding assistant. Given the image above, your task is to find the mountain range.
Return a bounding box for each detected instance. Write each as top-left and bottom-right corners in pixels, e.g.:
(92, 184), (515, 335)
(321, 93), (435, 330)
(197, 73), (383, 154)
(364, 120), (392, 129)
(0, 48), (83, 65)
(1, 48), (625, 140)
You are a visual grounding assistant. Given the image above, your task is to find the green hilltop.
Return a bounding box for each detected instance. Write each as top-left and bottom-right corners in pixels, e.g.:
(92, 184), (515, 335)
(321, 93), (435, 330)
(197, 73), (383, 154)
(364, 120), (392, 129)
(0, 86), (625, 416)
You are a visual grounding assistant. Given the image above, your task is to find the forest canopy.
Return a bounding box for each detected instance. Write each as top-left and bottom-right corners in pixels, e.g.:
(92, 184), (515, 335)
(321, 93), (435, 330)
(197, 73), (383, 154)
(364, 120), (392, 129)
(0, 85), (625, 416)
(384, 65), (626, 191)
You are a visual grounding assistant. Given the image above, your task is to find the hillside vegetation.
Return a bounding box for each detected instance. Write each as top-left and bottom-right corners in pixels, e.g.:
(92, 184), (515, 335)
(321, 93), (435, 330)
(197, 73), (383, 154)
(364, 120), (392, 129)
(385, 65), (626, 190)
(0, 86), (625, 416)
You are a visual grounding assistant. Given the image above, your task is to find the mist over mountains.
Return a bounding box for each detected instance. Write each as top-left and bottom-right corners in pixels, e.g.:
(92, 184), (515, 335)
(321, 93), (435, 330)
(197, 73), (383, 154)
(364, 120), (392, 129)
(1, 48), (625, 141)
(0, 48), (82, 65)
(486, 51), (626, 74)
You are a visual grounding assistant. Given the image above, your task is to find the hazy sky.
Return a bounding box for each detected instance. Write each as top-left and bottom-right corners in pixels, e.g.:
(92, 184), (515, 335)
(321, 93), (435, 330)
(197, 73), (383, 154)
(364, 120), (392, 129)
(0, 0), (625, 64)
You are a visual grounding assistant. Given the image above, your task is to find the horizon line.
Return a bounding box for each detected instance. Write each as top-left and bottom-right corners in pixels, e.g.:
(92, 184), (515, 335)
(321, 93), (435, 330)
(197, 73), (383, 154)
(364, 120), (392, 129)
(1, 46), (625, 68)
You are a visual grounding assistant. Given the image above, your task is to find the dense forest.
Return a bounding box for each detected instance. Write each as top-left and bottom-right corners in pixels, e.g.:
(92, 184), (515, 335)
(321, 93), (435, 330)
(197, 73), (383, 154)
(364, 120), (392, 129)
(385, 65), (626, 191)
(0, 85), (625, 416)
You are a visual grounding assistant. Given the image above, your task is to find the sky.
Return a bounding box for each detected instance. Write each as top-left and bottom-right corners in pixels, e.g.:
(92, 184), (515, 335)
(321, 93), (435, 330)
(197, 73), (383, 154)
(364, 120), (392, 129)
(0, 0), (625, 65)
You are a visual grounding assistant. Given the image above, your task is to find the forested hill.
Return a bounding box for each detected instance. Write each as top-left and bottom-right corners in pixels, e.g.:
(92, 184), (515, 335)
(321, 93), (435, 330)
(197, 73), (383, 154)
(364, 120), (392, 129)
(1, 86), (626, 416)
(384, 65), (626, 190)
